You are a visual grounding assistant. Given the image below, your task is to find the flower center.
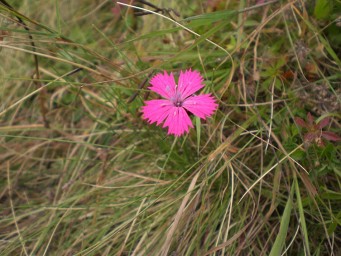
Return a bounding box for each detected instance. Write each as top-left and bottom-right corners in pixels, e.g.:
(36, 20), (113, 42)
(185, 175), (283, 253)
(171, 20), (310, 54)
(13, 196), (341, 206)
(175, 101), (183, 107)
(171, 92), (183, 107)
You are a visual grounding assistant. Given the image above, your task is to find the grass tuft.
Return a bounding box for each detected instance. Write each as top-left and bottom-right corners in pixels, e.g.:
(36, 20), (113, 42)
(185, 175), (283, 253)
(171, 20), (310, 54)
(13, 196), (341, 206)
(1, 0), (340, 255)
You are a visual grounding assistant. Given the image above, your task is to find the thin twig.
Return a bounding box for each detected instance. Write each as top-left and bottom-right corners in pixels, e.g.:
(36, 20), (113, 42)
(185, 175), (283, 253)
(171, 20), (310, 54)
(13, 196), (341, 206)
(127, 72), (153, 103)
(1, 0), (49, 127)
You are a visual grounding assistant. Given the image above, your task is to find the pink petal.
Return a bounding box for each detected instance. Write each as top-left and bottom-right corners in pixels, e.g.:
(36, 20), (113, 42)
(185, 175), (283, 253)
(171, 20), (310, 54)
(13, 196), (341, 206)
(149, 71), (177, 99)
(162, 107), (193, 136)
(177, 69), (205, 99)
(141, 99), (173, 125)
(182, 94), (218, 119)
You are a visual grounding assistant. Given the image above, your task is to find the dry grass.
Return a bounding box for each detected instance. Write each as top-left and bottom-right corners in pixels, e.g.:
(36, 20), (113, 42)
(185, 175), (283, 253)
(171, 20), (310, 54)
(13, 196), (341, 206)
(1, 0), (340, 255)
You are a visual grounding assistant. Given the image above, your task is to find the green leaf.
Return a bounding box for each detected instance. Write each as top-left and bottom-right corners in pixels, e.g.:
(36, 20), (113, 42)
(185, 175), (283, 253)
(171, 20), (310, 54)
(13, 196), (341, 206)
(195, 117), (201, 156)
(184, 9), (237, 26)
(314, 0), (333, 20)
(321, 191), (341, 200)
(327, 220), (338, 235)
(274, 78), (282, 90)
(327, 211), (341, 235)
(269, 185), (294, 256)
(294, 175), (310, 255)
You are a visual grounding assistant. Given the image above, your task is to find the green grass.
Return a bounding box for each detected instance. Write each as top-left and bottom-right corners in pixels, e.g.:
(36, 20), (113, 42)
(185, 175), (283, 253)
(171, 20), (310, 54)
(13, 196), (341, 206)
(0, 0), (340, 255)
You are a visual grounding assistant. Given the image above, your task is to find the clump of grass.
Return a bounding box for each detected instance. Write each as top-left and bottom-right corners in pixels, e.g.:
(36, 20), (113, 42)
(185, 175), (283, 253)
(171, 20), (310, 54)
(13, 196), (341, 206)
(0, 0), (340, 255)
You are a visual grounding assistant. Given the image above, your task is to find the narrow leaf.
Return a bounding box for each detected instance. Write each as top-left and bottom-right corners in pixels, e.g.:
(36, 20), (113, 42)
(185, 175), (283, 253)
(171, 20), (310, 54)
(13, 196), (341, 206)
(307, 112), (314, 126)
(314, 0), (333, 20)
(184, 10), (237, 23)
(294, 117), (307, 128)
(195, 116), (201, 155)
(294, 175), (310, 255)
(269, 185), (294, 256)
(321, 131), (341, 142)
(317, 117), (330, 129)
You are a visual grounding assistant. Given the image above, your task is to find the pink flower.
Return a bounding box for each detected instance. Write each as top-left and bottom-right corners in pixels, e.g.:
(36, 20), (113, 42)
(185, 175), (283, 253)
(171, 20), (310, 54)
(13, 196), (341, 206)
(141, 69), (218, 136)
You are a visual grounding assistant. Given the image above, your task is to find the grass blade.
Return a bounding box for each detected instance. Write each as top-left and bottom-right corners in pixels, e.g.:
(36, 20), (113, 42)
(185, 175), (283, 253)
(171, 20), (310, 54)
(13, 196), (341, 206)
(269, 185), (294, 256)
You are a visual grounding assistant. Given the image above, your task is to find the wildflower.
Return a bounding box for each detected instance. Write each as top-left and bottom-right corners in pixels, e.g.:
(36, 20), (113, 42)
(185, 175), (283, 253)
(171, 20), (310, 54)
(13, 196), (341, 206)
(295, 112), (340, 147)
(141, 69), (218, 136)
